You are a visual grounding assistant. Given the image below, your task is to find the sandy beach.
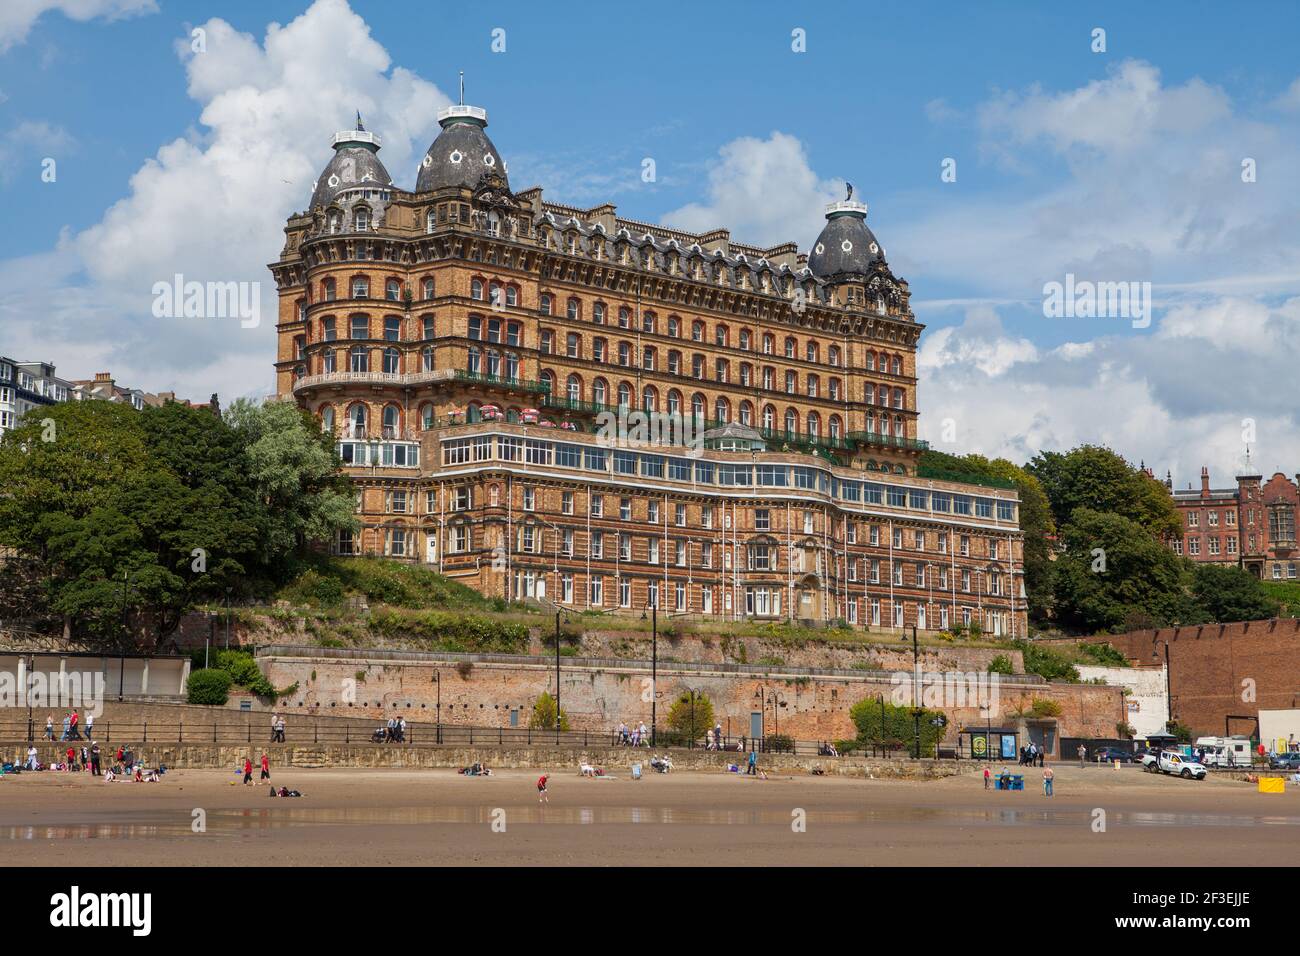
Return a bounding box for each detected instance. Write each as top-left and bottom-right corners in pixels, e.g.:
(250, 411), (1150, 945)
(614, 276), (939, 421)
(1, 762), (1295, 866)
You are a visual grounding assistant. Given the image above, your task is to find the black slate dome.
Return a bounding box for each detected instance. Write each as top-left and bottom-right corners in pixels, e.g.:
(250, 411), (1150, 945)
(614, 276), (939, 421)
(309, 122), (393, 209)
(415, 105), (507, 193)
(807, 200), (883, 280)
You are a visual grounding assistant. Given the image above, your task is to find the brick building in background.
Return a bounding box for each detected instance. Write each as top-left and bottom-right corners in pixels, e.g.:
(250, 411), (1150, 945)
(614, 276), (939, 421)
(1165, 458), (1299, 580)
(1083, 618), (1300, 738)
(272, 102), (1025, 635)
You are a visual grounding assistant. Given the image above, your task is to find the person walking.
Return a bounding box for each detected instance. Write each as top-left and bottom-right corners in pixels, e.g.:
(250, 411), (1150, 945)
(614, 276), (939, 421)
(60, 713), (70, 741)
(243, 757), (253, 785)
(746, 749), (758, 776)
(90, 742), (101, 776)
(44, 715), (54, 740)
(65, 746), (76, 771)
(537, 774), (549, 803)
(260, 752), (270, 781)
(398, 717), (407, 743)
(1043, 766), (1054, 797)
(85, 713), (94, 740)
(276, 714), (285, 743)
(983, 766), (991, 790)
(1077, 743), (1087, 767)
(25, 745), (38, 771)
(69, 709), (80, 740)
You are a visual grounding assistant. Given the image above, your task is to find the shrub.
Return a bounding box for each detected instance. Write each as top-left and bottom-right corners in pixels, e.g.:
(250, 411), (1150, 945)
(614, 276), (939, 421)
(530, 691), (569, 731)
(666, 691), (714, 742)
(987, 654), (1014, 675)
(187, 668), (232, 705)
(765, 733), (795, 754)
(1029, 698), (1063, 718)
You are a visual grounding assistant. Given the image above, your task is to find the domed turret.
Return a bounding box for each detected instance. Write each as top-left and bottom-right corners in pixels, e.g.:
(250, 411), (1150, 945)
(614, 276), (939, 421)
(807, 193), (883, 281)
(414, 103), (508, 193)
(309, 116), (393, 209)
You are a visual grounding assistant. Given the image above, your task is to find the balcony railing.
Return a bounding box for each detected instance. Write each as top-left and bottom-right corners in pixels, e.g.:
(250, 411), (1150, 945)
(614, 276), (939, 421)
(294, 369), (454, 391)
(847, 431), (930, 452)
(454, 370), (551, 393)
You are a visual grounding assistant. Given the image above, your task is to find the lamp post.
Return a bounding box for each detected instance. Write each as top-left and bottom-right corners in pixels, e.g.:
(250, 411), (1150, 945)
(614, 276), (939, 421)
(25, 652), (35, 742)
(434, 670), (442, 744)
(224, 586), (233, 650)
(1153, 639), (1173, 729)
(912, 624), (922, 759)
(642, 598), (658, 746)
(118, 570), (134, 702)
(554, 608), (562, 741)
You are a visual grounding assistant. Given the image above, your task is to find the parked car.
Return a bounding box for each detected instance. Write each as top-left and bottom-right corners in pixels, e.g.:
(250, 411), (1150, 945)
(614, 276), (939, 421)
(1267, 752), (1300, 770)
(1141, 750), (1208, 780)
(1094, 747), (1135, 763)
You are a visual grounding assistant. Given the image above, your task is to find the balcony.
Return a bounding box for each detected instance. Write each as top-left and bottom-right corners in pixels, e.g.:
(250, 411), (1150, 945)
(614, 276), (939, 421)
(847, 431), (930, 453)
(454, 370), (551, 394)
(293, 369), (454, 392)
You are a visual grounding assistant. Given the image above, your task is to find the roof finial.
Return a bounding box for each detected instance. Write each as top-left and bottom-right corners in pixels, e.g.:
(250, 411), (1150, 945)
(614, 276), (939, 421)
(355, 109), (364, 131)
(459, 70), (465, 106)
(846, 182), (854, 202)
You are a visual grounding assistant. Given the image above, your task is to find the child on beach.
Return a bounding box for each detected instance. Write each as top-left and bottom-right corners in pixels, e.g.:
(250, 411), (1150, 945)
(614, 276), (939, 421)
(537, 774), (549, 803)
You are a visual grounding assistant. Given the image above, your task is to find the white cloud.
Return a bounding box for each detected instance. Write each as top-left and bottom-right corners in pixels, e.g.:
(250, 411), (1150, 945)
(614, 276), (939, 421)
(919, 299), (1300, 482)
(0, 0), (156, 52)
(662, 132), (842, 249)
(0, 119), (74, 183)
(0, 0), (449, 401)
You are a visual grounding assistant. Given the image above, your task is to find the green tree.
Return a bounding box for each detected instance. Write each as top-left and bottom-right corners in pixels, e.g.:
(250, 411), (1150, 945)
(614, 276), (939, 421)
(848, 696), (946, 756)
(1052, 508), (1201, 633)
(1191, 564), (1279, 623)
(666, 691), (715, 743)
(1028, 445), (1182, 540)
(224, 399), (357, 563)
(187, 668), (232, 705)
(530, 691), (570, 731)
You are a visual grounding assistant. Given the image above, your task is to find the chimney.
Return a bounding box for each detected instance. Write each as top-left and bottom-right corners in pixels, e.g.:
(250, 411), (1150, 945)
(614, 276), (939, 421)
(1200, 466), (1210, 497)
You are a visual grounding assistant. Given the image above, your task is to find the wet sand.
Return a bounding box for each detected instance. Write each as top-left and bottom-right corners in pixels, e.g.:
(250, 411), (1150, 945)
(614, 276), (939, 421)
(1, 764), (1295, 865)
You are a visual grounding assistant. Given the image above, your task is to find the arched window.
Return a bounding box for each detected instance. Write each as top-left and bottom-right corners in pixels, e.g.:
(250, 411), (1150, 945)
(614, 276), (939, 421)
(739, 329), (751, 350)
(668, 350), (681, 375)
(540, 370), (555, 395)
(691, 393), (705, 421)
(762, 367), (774, 390)
(691, 320), (704, 342)
(667, 315), (680, 337)
(349, 346), (368, 372)
(466, 403), (482, 424)
(892, 387), (905, 409)
(422, 277), (435, 300)
(784, 337), (796, 358)
(421, 404), (434, 430)
(667, 390), (682, 415)
(642, 310), (656, 334)
(566, 374), (582, 402)
(866, 351), (876, 371)
(892, 355), (902, 375)
(382, 405), (400, 437)
(566, 297), (580, 320)
(617, 382), (632, 408)
(382, 346), (400, 373)
(642, 386), (657, 412)
(714, 397), (729, 422)
(739, 401), (753, 426)
(894, 415), (905, 437)
(829, 414), (842, 440)
(320, 405), (335, 435)
(806, 341), (819, 363)
(322, 278), (336, 301)
(505, 286), (518, 307)
(762, 333), (774, 354)
(467, 346), (481, 374)
(592, 378), (608, 405)
(540, 293), (553, 315)
(829, 378), (841, 401)
(327, 210), (341, 234)
(807, 374), (819, 398)
(426, 209), (436, 233)
(785, 370), (796, 394)
(349, 403), (367, 437)
(618, 342), (632, 366)
(592, 301), (606, 324)
(784, 408), (798, 434)
(470, 278), (484, 300)
(828, 345), (840, 367)
(351, 277), (369, 299)
(806, 412), (820, 438)
(762, 405), (775, 430)
(385, 279), (401, 301)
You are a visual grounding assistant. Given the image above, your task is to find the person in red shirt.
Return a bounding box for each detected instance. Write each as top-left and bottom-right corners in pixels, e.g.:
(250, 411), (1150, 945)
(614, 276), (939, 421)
(65, 747), (75, 771)
(537, 774), (549, 803)
(260, 753), (270, 781)
(243, 757), (253, 785)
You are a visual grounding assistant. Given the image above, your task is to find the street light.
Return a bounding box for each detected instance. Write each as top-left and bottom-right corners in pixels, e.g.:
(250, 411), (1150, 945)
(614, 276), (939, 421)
(224, 586), (233, 650)
(911, 624), (922, 759)
(1152, 638), (1173, 729)
(685, 687), (706, 749)
(433, 670), (442, 744)
(641, 598), (658, 746)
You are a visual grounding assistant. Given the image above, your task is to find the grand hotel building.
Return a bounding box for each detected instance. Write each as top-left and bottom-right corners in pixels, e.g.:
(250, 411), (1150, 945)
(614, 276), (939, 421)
(272, 103), (1026, 636)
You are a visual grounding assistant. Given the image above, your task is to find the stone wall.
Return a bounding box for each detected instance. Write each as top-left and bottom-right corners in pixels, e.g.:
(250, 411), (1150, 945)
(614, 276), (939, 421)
(255, 648), (1123, 748)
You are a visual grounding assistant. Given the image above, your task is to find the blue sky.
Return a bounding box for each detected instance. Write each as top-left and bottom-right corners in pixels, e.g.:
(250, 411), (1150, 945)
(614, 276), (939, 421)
(2, 0), (1299, 481)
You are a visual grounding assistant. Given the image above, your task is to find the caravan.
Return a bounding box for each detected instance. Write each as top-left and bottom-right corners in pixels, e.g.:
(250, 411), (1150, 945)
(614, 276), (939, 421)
(1194, 736), (1252, 768)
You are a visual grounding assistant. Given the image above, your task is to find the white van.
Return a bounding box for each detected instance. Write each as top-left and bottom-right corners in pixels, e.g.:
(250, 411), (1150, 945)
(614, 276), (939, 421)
(1194, 736), (1252, 768)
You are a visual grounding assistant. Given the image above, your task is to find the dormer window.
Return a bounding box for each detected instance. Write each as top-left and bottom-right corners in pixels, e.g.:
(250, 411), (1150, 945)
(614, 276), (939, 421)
(354, 207), (370, 231)
(352, 278), (369, 299)
(426, 209), (436, 233)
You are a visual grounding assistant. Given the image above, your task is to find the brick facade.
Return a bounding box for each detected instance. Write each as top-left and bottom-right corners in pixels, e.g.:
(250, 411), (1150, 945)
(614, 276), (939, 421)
(270, 105), (1026, 636)
(1166, 465), (1300, 579)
